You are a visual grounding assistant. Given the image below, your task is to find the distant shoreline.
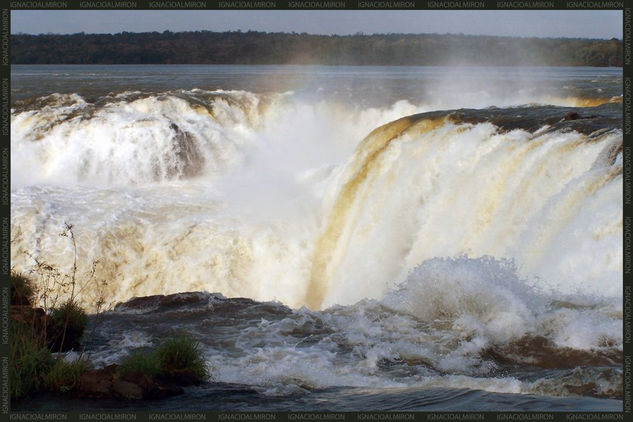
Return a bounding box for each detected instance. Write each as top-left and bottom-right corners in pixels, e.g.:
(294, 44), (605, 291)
(9, 63), (626, 68)
(10, 31), (623, 67)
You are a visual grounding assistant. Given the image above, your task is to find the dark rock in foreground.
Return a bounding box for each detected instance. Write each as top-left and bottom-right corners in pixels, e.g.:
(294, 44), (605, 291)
(78, 364), (188, 401)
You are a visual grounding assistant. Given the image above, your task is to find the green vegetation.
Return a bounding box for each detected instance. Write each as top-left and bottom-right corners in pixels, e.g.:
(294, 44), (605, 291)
(120, 335), (209, 382)
(10, 226), (208, 402)
(10, 272), (89, 400)
(156, 335), (208, 381)
(9, 323), (54, 400)
(10, 31), (623, 67)
(11, 273), (36, 306)
(47, 300), (88, 352)
(10, 272), (50, 399)
(10, 272), (209, 402)
(119, 349), (161, 378)
(43, 358), (88, 394)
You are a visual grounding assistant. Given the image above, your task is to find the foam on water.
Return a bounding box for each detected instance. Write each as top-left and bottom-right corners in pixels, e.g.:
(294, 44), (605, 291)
(11, 91), (622, 392)
(84, 267), (621, 399)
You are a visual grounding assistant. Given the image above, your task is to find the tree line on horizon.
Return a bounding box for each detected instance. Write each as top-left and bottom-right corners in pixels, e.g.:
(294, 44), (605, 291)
(10, 31), (623, 67)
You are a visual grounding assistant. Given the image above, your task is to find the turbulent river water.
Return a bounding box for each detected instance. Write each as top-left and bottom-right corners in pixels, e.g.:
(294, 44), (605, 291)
(10, 65), (623, 411)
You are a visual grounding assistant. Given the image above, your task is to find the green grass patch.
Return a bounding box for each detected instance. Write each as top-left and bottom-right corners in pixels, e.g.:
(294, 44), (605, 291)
(47, 300), (88, 352)
(119, 349), (161, 378)
(10, 277), (89, 399)
(9, 323), (54, 400)
(119, 335), (209, 384)
(156, 335), (208, 381)
(42, 357), (88, 394)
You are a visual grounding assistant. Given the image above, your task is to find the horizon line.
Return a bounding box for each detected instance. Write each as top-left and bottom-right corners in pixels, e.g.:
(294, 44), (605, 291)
(10, 30), (621, 42)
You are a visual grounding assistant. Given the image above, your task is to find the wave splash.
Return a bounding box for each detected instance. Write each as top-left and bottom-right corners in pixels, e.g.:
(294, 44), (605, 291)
(86, 257), (621, 399)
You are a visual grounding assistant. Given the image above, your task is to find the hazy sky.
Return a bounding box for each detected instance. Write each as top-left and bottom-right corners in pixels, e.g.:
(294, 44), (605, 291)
(11, 10), (622, 39)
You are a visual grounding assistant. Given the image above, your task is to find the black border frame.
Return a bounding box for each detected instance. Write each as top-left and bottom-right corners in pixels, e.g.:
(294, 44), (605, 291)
(1, 2), (629, 419)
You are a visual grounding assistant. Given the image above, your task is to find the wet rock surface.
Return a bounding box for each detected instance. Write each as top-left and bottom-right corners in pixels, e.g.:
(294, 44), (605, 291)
(77, 364), (189, 401)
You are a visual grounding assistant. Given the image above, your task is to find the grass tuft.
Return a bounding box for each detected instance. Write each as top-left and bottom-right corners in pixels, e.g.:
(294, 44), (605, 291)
(10, 272), (36, 306)
(9, 323), (54, 400)
(42, 357), (88, 394)
(47, 300), (88, 352)
(156, 335), (208, 381)
(118, 335), (209, 384)
(119, 349), (161, 378)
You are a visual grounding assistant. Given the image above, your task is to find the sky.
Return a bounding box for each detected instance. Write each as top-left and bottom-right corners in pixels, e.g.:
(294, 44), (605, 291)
(11, 10), (622, 39)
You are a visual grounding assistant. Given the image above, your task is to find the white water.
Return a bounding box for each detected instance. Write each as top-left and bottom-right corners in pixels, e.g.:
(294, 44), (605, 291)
(311, 118), (621, 308)
(88, 258), (621, 397)
(11, 90), (622, 370)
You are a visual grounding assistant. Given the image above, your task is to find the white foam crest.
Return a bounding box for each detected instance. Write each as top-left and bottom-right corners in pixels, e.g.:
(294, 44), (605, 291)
(380, 256), (620, 351)
(541, 306), (622, 350)
(317, 123), (622, 308)
(11, 91), (429, 190)
(10, 90), (264, 188)
(88, 330), (154, 368)
(209, 345), (408, 395)
(382, 256), (539, 344)
(200, 270), (620, 396)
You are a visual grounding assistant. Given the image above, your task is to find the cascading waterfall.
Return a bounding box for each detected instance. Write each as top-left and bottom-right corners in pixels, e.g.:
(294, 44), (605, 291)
(308, 113), (622, 309)
(10, 90), (622, 312)
(10, 88), (623, 402)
